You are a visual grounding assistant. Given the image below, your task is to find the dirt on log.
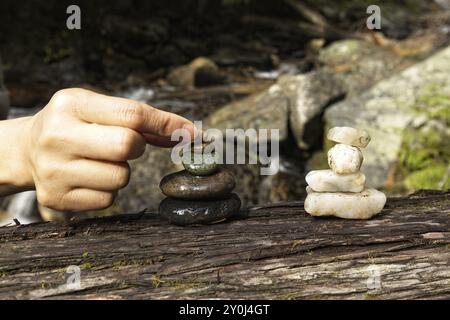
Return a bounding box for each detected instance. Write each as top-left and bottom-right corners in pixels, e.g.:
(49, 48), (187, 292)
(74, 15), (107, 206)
(0, 190), (449, 300)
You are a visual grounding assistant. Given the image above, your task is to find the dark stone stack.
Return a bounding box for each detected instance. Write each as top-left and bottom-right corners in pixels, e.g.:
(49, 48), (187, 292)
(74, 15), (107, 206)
(159, 144), (241, 225)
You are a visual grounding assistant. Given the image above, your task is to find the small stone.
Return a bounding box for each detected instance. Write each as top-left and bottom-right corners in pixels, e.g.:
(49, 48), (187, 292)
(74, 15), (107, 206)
(304, 188), (386, 219)
(183, 162), (219, 176)
(328, 144), (363, 174)
(306, 169), (365, 193)
(159, 168), (236, 200)
(159, 193), (241, 225)
(181, 141), (219, 176)
(182, 152), (219, 176)
(327, 126), (371, 148)
(167, 57), (224, 88)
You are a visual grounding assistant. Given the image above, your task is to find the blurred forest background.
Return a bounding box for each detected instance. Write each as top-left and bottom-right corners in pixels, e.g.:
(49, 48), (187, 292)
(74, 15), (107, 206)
(0, 0), (449, 222)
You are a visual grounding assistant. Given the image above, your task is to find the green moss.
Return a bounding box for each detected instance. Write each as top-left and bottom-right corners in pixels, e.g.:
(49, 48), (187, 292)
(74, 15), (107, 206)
(0, 271), (7, 278)
(278, 292), (303, 300)
(44, 46), (72, 63)
(80, 262), (95, 269)
(79, 251), (96, 269)
(169, 279), (201, 290)
(364, 293), (381, 300)
(149, 274), (202, 290)
(55, 268), (67, 274)
(404, 165), (450, 190)
(112, 260), (127, 269)
(279, 292), (328, 300)
(397, 85), (450, 192)
(43, 31), (74, 64)
(399, 128), (447, 171)
(151, 275), (164, 288)
(414, 84), (450, 125)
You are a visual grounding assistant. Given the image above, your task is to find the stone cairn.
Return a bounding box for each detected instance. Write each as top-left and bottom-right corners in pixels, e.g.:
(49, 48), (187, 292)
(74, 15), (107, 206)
(159, 142), (241, 225)
(304, 127), (386, 219)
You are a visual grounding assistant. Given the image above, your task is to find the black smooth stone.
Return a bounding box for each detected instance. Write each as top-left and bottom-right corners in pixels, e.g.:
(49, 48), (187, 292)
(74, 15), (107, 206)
(159, 168), (236, 200)
(158, 193), (241, 225)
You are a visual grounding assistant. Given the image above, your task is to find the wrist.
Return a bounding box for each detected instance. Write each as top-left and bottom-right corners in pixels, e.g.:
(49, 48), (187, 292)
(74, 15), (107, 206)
(0, 116), (35, 195)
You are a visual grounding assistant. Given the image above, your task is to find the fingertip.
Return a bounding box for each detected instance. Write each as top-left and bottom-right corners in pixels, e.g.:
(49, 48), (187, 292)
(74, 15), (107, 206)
(143, 133), (179, 148)
(182, 122), (202, 140)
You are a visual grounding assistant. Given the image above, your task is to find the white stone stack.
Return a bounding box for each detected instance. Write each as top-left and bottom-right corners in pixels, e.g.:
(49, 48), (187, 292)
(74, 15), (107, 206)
(304, 127), (386, 219)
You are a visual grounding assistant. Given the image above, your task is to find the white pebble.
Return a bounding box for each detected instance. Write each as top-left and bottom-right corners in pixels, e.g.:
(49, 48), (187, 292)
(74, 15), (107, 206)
(327, 126), (371, 148)
(306, 169), (365, 193)
(304, 188), (386, 219)
(328, 144), (363, 174)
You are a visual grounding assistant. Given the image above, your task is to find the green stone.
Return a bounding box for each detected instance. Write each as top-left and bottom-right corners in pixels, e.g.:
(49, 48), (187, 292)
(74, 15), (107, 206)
(181, 142), (219, 176)
(182, 159), (218, 176)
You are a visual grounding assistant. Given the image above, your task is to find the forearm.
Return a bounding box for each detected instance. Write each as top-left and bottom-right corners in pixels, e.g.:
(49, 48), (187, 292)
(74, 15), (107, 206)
(0, 117), (34, 196)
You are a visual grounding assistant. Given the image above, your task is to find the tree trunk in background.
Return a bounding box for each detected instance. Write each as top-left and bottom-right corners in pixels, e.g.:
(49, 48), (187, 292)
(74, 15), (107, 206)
(0, 190), (449, 299)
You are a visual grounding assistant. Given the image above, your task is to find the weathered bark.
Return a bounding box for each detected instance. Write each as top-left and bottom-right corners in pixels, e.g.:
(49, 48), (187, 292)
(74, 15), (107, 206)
(0, 190), (449, 300)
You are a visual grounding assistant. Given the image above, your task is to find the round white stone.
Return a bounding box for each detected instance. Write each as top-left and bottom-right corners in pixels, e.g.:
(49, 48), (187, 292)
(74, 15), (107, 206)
(304, 188), (386, 219)
(327, 127), (371, 148)
(306, 169), (365, 193)
(328, 144), (363, 174)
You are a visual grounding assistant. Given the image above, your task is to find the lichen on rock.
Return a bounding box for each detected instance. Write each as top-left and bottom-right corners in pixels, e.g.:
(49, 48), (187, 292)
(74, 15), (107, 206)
(397, 84), (450, 191)
(321, 45), (450, 191)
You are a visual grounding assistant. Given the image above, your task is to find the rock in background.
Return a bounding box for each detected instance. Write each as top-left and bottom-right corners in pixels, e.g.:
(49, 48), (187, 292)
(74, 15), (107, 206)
(288, 39), (405, 150)
(2, 0), (449, 221)
(320, 45), (450, 191)
(206, 40), (404, 150)
(202, 39), (405, 205)
(167, 57), (226, 88)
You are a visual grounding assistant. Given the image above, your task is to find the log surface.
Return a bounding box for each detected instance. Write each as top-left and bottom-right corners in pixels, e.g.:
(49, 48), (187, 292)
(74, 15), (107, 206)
(0, 190), (449, 300)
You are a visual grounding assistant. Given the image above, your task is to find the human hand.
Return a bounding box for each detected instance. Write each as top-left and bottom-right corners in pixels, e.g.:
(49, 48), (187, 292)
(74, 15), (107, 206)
(20, 88), (196, 211)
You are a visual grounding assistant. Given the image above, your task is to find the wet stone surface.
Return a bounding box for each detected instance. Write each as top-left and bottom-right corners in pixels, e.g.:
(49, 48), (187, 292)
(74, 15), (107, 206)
(182, 156), (219, 176)
(158, 193), (242, 225)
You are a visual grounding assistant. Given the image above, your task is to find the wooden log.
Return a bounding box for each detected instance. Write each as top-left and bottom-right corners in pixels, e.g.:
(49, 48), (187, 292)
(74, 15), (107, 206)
(0, 190), (449, 299)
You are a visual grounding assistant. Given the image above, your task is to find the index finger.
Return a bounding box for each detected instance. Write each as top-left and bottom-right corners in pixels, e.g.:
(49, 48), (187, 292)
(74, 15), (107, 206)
(72, 89), (197, 138)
